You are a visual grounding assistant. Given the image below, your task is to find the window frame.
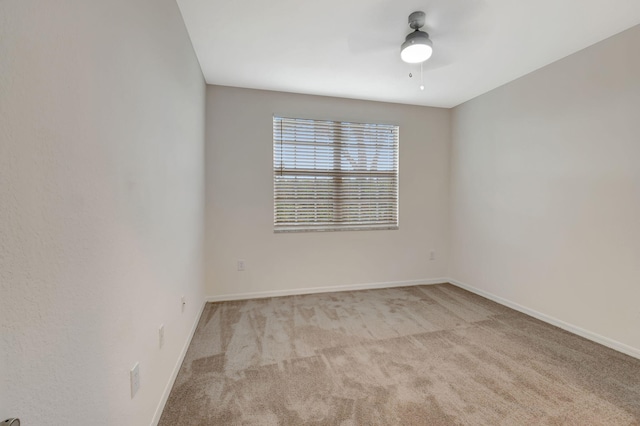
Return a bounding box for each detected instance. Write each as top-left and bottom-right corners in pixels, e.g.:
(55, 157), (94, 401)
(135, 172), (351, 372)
(273, 115), (399, 233)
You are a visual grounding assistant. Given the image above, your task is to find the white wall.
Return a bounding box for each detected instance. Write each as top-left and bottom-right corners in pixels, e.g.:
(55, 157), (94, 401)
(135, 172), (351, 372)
(450, 25), (640, 355)
(0, 1), (206, 424)
(206, 86), (450, 298)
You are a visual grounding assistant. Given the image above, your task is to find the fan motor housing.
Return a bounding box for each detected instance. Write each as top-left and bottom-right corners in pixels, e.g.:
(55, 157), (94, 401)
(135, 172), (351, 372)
(408, 11), (426, 30)
(404, 30), (430, 45)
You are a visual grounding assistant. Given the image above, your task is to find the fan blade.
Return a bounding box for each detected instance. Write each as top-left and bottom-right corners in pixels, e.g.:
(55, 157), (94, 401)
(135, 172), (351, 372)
(423, 0), (487, 31)
(426, 25), (488, 69)
(422, 49), (456, 71)
(347, 34), (397, 55)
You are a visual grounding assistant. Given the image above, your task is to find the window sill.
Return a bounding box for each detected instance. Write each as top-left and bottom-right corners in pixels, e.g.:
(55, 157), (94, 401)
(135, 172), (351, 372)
(274, 225), (399, 233)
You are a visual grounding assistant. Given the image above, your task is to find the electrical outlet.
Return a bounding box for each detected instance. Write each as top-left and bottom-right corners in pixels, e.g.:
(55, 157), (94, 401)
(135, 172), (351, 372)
(159, 324), (164, 349)
(237, 259), (246, 271)
(130, 362), (140, 398)
(181, 295), (186, 313)
(430, 250), (436, 261)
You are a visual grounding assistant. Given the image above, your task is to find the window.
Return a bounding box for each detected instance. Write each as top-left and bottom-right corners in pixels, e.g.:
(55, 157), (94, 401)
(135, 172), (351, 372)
(273, 116), (399, 232)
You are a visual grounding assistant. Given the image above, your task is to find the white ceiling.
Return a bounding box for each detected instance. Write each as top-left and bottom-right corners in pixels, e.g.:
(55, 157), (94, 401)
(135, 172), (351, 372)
(176, 0), (640, 108)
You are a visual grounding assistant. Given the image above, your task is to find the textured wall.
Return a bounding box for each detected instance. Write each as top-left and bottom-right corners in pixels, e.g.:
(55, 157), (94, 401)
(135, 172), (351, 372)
(450, 25), (640, 353)
(205, 86), (450, 298)
(0, 1), (205, 424)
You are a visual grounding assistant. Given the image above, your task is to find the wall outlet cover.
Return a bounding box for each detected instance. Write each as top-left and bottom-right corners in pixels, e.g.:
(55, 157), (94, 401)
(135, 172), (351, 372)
(130, 362), (140, 398)
(159, 324), (165, 349)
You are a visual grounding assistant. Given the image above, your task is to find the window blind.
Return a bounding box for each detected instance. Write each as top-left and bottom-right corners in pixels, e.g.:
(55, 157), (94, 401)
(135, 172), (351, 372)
(273, 116), (399, 232)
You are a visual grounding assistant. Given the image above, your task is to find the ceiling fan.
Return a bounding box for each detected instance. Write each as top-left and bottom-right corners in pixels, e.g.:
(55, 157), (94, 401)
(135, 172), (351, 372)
(347, 0), (486, 71)
(400, 11), (433, 64)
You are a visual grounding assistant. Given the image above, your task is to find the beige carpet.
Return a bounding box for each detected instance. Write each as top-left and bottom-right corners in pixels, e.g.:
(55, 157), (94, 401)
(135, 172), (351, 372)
(159, 284), (640, 425)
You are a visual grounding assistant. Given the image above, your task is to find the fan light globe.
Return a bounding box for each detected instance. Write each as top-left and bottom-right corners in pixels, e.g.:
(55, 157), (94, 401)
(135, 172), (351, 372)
(401, 43), (433, 63)
(400, 30), (433, 64)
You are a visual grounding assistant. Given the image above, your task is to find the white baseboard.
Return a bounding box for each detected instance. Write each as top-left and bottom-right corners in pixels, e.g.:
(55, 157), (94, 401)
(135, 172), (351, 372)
(206, 278), (448, 303)
(151, 299), (207, 426)
(448, 278), (640, 361)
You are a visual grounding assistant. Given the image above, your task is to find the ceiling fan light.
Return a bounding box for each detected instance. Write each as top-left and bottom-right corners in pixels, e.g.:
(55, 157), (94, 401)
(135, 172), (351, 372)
(400, 31), (433, 64)
(401, 44), (433, 63)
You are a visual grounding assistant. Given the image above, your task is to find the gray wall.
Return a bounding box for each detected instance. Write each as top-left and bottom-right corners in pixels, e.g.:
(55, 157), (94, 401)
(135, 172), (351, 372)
(205, 86), (451, 298)
(450, 25), (640, 355)
(0, 1), (206, 424)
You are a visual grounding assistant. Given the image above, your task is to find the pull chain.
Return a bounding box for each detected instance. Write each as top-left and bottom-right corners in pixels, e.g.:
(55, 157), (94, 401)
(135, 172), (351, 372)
(420, 62), (425, 91)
